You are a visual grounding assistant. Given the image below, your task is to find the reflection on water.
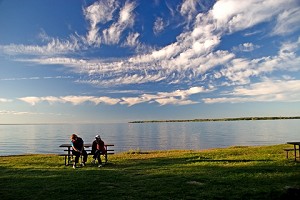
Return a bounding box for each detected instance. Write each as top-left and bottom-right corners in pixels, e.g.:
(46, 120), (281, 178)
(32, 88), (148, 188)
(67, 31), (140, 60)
(0, 120), (299, 155)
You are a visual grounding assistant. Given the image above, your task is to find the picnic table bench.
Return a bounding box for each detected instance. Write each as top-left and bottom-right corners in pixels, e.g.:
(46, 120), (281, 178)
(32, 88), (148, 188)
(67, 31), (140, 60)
(285, 142), (300, 161)
(59, 143), (114, 166)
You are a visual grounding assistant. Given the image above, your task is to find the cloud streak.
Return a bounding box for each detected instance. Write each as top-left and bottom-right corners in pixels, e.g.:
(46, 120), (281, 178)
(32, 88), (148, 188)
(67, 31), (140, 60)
(218, 37), (300, 85)
(0, 110), (67, 116)
(203, 79), (300, 103)
(0, 76), (73, 81)
(0, 36), (81, 56)
(0, 98), (12, 103)
(18, 86), (208, 106)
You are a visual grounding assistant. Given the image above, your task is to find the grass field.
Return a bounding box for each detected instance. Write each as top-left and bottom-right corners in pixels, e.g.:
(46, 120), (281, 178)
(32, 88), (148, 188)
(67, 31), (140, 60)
(0, 144), (299, 199)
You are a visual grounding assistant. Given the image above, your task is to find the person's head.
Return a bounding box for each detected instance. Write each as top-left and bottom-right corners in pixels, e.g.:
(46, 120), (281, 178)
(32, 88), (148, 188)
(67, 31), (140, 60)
(70, 134), (78, 141)
(95, 135), (101, 141)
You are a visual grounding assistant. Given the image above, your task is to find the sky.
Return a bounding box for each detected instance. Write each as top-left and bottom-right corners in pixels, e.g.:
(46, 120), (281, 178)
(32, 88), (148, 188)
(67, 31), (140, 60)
(0, 0), (300, 124)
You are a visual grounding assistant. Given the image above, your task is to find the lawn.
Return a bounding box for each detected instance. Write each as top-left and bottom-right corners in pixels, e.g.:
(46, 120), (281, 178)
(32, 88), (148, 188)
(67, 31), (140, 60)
(0, 144), (299, 200)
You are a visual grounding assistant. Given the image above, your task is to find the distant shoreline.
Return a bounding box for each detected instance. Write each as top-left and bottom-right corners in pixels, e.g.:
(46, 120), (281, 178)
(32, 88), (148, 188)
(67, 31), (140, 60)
(129, 116), (300, 123)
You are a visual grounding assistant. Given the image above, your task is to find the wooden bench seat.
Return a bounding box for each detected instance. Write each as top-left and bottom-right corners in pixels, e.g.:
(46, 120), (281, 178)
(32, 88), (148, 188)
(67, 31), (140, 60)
(87, 149), (115, 164)
(59, 144), (114, 166)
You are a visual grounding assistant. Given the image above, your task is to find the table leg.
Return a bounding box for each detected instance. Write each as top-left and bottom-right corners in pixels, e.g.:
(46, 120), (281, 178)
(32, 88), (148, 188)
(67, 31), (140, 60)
(64, 156), (66, 166)
(67, 147), (71, 165)
(105, 146), (108, 163)
(294, 145), (297, 161)
(298, 145), (300, 161)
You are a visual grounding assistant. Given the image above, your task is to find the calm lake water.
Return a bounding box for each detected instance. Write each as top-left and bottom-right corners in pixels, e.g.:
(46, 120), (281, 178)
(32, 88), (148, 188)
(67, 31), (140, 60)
(0, 120), (299, 156)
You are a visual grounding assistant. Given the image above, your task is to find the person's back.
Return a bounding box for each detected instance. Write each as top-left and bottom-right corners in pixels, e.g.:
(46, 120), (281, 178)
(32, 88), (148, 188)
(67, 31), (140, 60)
(73, 137), (84, 150)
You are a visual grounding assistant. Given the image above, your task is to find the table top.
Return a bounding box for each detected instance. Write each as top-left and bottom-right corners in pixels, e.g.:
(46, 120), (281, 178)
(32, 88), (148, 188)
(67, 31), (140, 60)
(59, 143), (114, 147)
(287, 142), (300, 145)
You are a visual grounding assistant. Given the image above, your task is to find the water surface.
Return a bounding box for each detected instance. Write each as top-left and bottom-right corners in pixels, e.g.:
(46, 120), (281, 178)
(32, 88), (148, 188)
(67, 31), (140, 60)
(0, 120), (299, 156)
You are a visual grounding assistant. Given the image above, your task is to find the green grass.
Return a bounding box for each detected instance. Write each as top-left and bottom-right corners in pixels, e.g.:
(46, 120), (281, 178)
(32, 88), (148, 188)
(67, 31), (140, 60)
(1, 144), (299, 200)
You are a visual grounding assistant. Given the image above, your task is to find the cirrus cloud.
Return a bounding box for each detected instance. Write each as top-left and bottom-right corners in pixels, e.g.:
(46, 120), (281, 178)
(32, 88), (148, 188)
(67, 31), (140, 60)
(203, 79), (300, 103)
(0, 0), (300, 109)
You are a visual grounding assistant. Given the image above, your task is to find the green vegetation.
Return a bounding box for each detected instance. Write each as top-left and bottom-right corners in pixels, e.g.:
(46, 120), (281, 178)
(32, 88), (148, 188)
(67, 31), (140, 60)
(1, 144), (299, 199)
(129, 116), (300, 123)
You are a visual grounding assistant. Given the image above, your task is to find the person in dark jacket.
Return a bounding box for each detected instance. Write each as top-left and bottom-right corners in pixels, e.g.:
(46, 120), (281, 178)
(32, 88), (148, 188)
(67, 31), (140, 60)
(91, 135), (106, 167)
(70, 133), (88, 169)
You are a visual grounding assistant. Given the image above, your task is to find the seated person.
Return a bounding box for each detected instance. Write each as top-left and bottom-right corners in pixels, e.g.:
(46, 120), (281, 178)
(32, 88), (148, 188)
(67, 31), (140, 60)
(70, 133), (88, 169)
(91, 135), (106, 167)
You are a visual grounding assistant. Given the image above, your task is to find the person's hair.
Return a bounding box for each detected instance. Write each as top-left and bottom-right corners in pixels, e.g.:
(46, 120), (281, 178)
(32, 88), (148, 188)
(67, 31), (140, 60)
(70, 134), (77, 140)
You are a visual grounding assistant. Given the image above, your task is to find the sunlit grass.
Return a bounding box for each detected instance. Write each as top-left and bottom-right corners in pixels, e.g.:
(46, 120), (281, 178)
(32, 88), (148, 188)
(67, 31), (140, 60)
(1, 144), (299, 199)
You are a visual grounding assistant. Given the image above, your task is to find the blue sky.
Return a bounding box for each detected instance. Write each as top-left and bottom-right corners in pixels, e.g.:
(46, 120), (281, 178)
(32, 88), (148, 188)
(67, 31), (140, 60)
(0, 0), (300, 124)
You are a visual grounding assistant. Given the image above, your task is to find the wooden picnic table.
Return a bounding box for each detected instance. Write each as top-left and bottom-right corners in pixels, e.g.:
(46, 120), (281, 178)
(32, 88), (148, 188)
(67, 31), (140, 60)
(286, 142), (300, 161)
(59, 143), (114, 166)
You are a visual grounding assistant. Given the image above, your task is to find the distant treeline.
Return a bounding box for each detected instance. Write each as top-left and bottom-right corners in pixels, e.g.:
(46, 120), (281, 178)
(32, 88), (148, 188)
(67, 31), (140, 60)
(129, 116), (300, 123)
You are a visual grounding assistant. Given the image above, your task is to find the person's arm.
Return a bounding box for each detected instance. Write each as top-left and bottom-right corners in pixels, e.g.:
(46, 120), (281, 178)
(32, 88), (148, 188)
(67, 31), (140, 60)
(79, 138), (84, 153)
(71, 141), (81, 153)
(91, 141), (96, 154)
(101, 140), (106, 153)
(80, 142), (84, 153)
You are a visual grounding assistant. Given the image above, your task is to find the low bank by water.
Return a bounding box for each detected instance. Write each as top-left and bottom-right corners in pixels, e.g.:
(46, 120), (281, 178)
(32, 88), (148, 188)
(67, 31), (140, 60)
(129, 116), (300, 123)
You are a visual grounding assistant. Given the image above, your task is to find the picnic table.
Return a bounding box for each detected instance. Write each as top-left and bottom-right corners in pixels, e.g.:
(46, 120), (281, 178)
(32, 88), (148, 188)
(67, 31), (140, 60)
(286, 142), (300, 161)
(59, 143), (114, 166)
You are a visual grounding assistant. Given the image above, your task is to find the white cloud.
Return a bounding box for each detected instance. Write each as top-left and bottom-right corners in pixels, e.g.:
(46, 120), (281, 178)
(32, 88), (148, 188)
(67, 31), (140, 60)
(0, 98), (12, 103)
(232, 79), (300, 97)
(84, 0), (117, 27)
(232, 43), (260, 52)
(154, 97), (197, 106)
(211, 0), (299, 33)
(219, 37), (300, 85)
(153, 17), (165, 35)
(102, 1), (136, 45)
(96, 96), (120, 105)
(119, 1), (135, 24)
(83, 0), (119, 46)
(272, 7), (300, 36)
(60, 96), (94, 105)
(0, 110), (67, 116)
(17, 86), (209, 106)
(60, 96), (121, 105)
(180, 0), (198, 23)
(18, 97), (43, 106)
(121, 86), (210, 106)
(1, 76), (73, 81)
(0, 110), (37, 115)
(38, 29), (52, 42)
(120, 96), (149, 106)
(123, 32), (140, 47)
(157, 86), (207, 98)
(0, 36), (80, 56)
(203, 79), (300, 103)
(18, 95), (120, 106)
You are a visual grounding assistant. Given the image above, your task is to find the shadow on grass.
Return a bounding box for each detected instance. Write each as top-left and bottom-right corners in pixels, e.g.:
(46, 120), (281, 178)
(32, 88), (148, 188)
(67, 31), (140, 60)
(190, 159), (273, 163)
(110, 156), (274, 170)
(1, 155), (300, 200)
